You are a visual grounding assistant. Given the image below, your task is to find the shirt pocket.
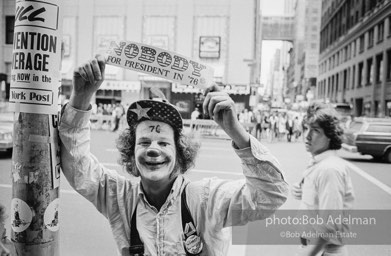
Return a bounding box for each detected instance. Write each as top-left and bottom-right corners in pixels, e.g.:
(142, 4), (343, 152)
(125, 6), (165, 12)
(301, 181), (317, 207)
(162, 241), (186, 256)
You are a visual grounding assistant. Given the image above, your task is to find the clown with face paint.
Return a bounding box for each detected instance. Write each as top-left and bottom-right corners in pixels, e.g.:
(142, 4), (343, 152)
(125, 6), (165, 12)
(59, 55), (289, 256)
(291, 103), (356, 256)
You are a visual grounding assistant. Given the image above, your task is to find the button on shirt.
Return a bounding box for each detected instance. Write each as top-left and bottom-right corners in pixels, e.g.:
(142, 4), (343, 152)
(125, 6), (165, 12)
(300, 150), (355, 245)
(59, 104), (289, 256)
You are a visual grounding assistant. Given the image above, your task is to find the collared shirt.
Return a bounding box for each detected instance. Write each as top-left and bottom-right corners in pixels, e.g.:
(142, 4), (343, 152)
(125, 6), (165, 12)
(299, 150), (355, 245)
(59, 104), (289, 256)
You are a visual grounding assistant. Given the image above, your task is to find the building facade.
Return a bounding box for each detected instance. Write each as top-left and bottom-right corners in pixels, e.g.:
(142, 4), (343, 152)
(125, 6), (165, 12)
(318, 0), (391, 117)
(1, 0), (259, 118)
(286, 0), (322, 107)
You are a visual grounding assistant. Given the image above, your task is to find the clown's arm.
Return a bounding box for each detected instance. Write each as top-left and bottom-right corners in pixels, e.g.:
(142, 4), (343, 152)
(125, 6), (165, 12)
(192, 86), (289, 228)
(59, 55), (129, 218)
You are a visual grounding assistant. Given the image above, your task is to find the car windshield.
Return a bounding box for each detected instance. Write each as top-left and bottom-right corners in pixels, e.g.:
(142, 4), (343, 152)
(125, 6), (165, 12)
(348, 121), (363, 132)
(366, 124), (391, 133)
(333, 104), (352, 117)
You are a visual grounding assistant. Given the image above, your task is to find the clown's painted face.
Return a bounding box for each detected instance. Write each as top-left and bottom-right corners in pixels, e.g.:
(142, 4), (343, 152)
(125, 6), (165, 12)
(135, 120), (177, 183)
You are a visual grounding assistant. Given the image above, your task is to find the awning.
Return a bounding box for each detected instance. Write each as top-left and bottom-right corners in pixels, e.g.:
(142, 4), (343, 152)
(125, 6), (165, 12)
(172, 83), (250, 95)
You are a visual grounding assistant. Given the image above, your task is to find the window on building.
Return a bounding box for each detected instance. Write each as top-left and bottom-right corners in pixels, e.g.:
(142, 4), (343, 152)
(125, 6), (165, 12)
(375, 54), (383, 83)
(359, 34), (365, 53)
(343, 69), (348, 90)
(386, 49), (391, 80)
(355, 11), (359, 24)
(389, 16), (391, 37)
(358, 62), (364, 87)
(368, 28), (374, 48)
(343, 46), (348, 62)
(352, 40), (356, 57)
(362, 0), (366, 16)
(352, 65), (356, 89)
(336, 73), (339, 92)
(336, 53), (340, 65)
(5, 16), (15, 45)
(366, 58), (373, 85)
(377, 21), (384, 42)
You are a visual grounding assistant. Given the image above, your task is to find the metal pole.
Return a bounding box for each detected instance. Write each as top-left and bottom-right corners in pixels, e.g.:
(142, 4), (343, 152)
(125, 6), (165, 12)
(9, 0), (63, 255)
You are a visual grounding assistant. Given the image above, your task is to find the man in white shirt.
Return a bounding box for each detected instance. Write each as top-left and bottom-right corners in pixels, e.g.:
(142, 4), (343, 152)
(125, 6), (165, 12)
(291, 103), (355, 256)
(190, 107), (200, 130)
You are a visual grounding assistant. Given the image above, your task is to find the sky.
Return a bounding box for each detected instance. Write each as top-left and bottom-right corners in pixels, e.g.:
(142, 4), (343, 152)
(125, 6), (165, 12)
(260, 0), (286, 85)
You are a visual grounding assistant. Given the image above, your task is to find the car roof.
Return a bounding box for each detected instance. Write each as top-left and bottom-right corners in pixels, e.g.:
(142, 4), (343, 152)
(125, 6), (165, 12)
(354, 117), (391, 123)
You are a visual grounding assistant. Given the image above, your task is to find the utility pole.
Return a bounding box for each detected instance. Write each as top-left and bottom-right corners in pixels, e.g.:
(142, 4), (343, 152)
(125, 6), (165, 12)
(9, 0), (63, 255)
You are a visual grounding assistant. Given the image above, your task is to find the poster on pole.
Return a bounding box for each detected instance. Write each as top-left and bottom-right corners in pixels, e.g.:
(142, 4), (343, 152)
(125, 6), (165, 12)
(9, 0), (62, 114)
(106, 41), (214, 89)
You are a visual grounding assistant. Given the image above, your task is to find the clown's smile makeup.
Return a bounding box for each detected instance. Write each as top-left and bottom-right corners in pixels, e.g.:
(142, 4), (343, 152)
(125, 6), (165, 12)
(135, 121), (177, 182)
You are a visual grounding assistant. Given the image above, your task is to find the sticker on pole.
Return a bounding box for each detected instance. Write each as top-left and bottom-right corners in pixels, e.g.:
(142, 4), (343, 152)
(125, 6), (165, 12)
(9, 0), (62, 114)
(106, 41), (214, 89)
(44, 198), (59, 232)
(11, 198), (33, 233)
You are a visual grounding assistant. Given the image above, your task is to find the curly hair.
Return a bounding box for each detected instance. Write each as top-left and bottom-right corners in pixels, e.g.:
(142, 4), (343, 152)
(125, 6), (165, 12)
(116, 123), (200, 177)
(305, 102), (344, 150)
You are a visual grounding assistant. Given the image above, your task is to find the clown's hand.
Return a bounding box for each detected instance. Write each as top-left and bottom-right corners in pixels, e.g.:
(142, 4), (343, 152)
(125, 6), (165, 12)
(70, 54), (106, 111)
(203, 84), (250, 149)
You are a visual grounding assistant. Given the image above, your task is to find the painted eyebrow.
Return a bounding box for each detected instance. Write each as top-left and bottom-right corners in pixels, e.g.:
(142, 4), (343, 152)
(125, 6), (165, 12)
(137, 137), (151, 141)
(137, 136), (173, 142)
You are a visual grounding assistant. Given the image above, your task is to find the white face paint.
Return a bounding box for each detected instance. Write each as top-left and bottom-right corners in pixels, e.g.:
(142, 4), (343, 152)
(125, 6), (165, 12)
(135, 120), (177, 183)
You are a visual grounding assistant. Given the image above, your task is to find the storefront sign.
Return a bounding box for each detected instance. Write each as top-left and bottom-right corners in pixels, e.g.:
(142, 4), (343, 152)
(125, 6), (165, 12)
(100, 80), (141, 91)
(106, 41), (214, 89)
(199, 36), (221, 59)
(9, 0), (62, 114)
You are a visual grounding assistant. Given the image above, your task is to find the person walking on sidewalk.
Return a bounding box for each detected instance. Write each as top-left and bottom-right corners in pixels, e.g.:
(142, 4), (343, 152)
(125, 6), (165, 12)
(291, 102), (355, 256)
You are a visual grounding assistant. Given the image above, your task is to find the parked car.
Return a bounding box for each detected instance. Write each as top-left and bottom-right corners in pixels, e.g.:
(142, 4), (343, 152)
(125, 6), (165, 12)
(342, 117), (391, 163)
(0, 112), (13, 153)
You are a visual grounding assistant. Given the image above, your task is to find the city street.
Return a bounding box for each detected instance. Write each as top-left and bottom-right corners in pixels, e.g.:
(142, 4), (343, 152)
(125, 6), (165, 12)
(1, 129), (391, 255)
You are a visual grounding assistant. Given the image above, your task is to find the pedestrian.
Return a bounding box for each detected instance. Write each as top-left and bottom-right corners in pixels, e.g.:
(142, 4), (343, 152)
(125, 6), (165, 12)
(190, 107), (201, 131)
(301, 115), (308, 142)
(238, 108), (253, 132)
(277, 113), (287, 141)
(269, 112), (278, 142)
(293, 116), (301, 141)
(254, 110), (263, 140)
(59, 55), (289, 255)
(291, 102), (355, 256)
(112, 102), (125, 132)
(286, 115), (294, 142)
(261, 114), (271, 140)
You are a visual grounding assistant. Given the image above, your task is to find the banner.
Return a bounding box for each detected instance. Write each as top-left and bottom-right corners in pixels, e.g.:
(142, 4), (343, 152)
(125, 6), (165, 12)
(106, 41), (214, 89)
(9, 0), (62, 114)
